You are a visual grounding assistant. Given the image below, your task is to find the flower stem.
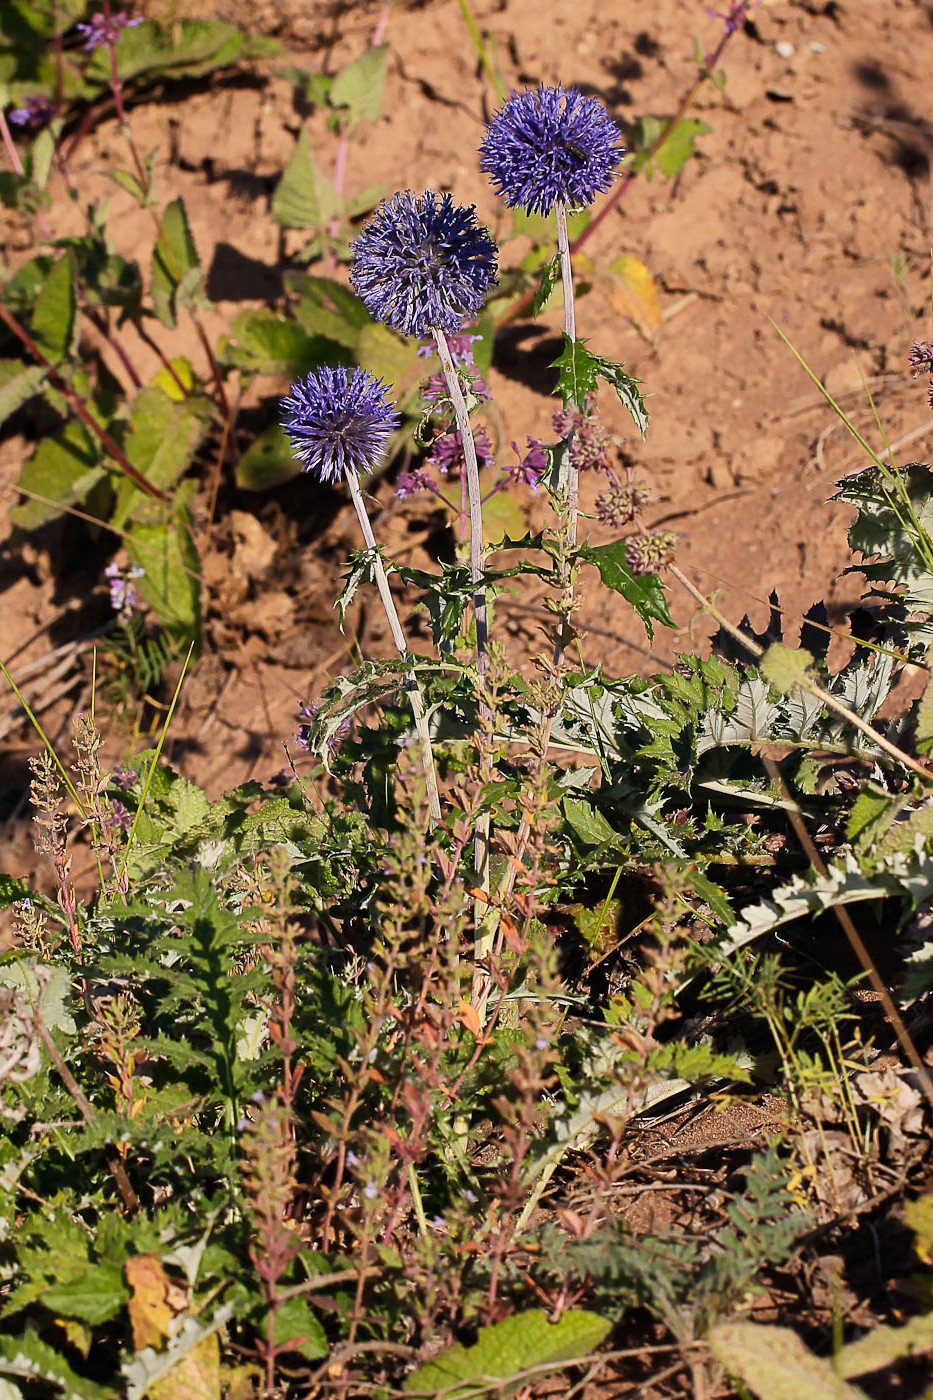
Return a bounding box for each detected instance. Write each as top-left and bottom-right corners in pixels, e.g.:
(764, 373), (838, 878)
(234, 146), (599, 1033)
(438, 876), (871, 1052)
(431, 327), (488, 672)
(344, 469), (443, 827)
(431, 326), (492, 1007)
(553, 200), (579, 665)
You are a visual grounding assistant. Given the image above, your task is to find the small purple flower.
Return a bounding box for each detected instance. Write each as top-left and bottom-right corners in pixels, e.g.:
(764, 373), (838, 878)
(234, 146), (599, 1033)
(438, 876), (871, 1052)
(625, 529), (676, 576)
(705, 2), (751, 34)
(362, 1181), (379, 1200)
(508, 437), (547, 490)
(295, 700), (317, 752)
(419, 332), (484, 365)
(106, 800), (133, 834)
(110, 764), (139, 790)
(396, 466), (436, 499)
(428, 424), (494, 476)
(480, 85), (623, 217)
(351, 191), (498, 339)
(8, 95), (55, 129)
(553, 405), (617, 474)
(282, 365), (399, 484)
(75, 8), (143, 52)
(105, 561), (145, 615)
(423, 365), (490, 407)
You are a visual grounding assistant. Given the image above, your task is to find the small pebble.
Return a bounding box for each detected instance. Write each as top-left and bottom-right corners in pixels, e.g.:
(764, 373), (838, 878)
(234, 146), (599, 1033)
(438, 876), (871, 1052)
(775, 40), (795, 59)
(809, 40), (826, 53)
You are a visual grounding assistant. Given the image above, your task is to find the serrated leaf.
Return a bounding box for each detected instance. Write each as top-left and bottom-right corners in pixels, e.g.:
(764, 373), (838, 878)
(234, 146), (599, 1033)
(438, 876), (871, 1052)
(403, 1309), (611, 1398)
(31, 253), (75, 361)
(0, 874), (31, 907)
(43, 1264), (128, 1327)
(579, 541), (673, 642)
(328, 44), (388, 126)
(151, 199), (200, 329)
(235, 424), (302, 491)
(272, 125), (340, 230)
(708, 1321), (864, 1399)
(550, 336), (649, 437)
(10, 420), (103, 530)
(118, 386), (207, 504)
(0, 1331), (108, 1400)
(562, 797), (621, 848)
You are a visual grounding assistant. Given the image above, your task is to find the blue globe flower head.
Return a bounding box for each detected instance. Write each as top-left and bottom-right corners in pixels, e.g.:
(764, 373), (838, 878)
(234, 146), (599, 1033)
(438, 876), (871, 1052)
(351, 191), (498, 339)
(282, 365), (400, 485)
(480, 85), (623, 217)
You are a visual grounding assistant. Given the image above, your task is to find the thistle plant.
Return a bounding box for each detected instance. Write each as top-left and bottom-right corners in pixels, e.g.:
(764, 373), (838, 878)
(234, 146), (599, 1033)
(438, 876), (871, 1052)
(282, 365), (442, 826)
(481, 86), (623, 649)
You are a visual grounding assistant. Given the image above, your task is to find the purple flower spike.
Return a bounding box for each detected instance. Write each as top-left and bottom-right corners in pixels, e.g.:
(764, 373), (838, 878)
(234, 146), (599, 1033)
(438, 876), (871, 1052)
(351, 191), (498, 339)
(282, 365), (400, 484)
(75, 9), (143, 52)
(480, 85), (623, 217)
(9, 95), (55, 129)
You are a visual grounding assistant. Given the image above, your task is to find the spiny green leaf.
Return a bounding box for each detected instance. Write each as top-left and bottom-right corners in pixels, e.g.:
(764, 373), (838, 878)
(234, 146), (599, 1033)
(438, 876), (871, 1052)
(0, 1331), (108, 1400)
(42, 1265), (128, 1327)
(580, 541), (673, 642)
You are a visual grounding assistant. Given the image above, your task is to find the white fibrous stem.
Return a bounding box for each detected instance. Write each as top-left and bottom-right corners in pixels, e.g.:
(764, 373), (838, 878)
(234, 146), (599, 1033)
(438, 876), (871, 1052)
(430, 325), (492, 1009)
(344, 469), (443, 827)
(554, 199), (580, 665)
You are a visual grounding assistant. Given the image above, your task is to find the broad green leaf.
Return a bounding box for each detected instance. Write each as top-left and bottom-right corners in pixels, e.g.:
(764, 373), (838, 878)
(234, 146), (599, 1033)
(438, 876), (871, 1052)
(286, 272), (371, 348)
(127, 495), (201, 642)
(11, 420), (103, 530)
(42, 1265), (128, 1327)
(86, 20), (245, 87)
(114, 386), (208, 515)
(271, 125), (340, 230)
(218, 309), (346, 376)
(483, 488), (525, 545)
(838, 1313), (933, 1379)
(31, 253), (75, 361)
(404, 1308), (611, 1398)
(355, 322), (422, 401)
(0, 360), (45, 428)
(655, 117), (711, 178)
(760, 642), (813, 695)
(235, 424), (301, 491)
(708, 1322), (864, 1400)
(151, 356), (196, 402)
(151, 198), (201, 329)
(272, 1297), (328, 1360)
(0, 958), (76, 1036)
(580, 541), (673, 642)
(328, 44), (388, 127)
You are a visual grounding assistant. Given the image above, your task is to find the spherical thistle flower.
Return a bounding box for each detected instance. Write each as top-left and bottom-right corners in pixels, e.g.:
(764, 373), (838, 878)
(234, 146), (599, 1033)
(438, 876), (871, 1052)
(350, 190), (498, 339)
(282, 365), (399, 485)
(552, 405), (618, 474)
(595, 471), (653, 528)
(480, 85), (623, 217)
(909, 341), (933, 377)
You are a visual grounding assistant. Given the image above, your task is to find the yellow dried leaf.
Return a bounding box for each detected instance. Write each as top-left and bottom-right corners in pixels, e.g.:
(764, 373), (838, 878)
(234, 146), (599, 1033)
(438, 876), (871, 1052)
(607, 254), (662, 333)
(126, 1253), (176, 1351)
(150, 1332), (222, 1400)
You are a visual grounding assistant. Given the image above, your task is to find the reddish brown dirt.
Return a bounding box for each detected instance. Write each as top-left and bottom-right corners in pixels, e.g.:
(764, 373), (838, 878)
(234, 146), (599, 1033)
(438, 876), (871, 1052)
(3, 0), (933, 874)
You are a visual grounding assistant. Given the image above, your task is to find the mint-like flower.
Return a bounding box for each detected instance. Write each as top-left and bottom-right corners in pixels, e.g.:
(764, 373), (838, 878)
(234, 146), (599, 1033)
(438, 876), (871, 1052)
(480, 85), (623, 216)
(75, 9), (143, 52)
(350, 191), (498, 339)
(281, 366), (399, 485)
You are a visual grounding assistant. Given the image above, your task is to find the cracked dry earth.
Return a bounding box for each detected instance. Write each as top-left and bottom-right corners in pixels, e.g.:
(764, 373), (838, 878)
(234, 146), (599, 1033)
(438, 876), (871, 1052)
(3, 0), (933, 865)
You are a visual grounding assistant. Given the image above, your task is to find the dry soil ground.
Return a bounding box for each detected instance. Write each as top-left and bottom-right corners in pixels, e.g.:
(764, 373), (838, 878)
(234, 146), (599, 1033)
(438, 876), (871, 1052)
(3, 0), (933, 880)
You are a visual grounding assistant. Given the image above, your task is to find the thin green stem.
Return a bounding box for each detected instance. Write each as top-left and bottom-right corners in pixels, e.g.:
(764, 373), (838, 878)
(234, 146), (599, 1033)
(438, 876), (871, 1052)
(344, 470), (442, 827)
